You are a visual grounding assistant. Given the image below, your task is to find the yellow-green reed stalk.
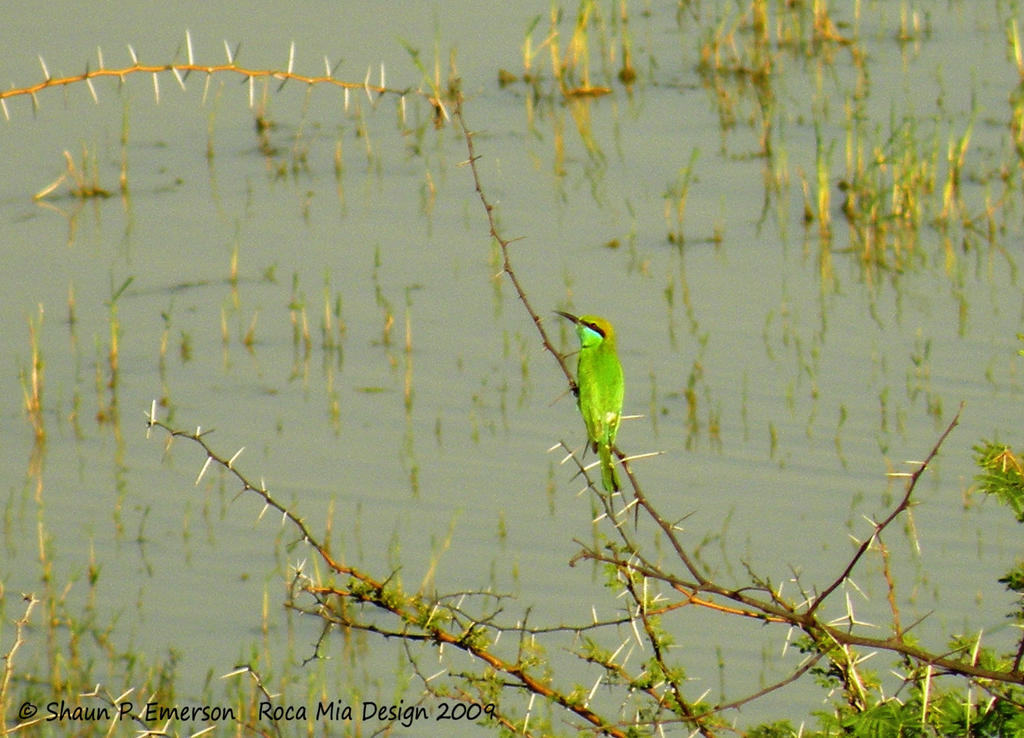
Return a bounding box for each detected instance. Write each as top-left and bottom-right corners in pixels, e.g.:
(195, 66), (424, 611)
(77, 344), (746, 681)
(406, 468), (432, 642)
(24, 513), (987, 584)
(108, 308), (119, 384)
(547, 2), (562, 82)
(67, 281), (77, 328)
(66, 284), (84, 438)
(158, 309), (170, 378)
(372, 247), (394, 347)
(321, 276), (336, 352)
(179, 329), (193, 363)
(106, 278), (133, 384)
(815, 121), (832, 243)
(940, 117), (974, 225)
(404, 304), (413, 413)
(69, 145), (111, 200)
(567, 0), (594, 90)
(616, 0), (636, 84)
(333, 136), (344, 183)
(94, 277), (131, 429)
(288, 274), (311, 359)
(665, 148), (700, 245)
(354, 104), (379, 173)
(843, 97), (862, 213)
(890, 119), (938, 264)
(220, 306), (230, 350)
(1010, 18), (1024, 78)
(229, 239), (239, 289)
(243, 311), (258, 352)
(751, 0), (767, 37)
(119, 98), (130, 194)
(812, 0), (846, 43)
(898, 1), (923, 43)
(22, 307), (45, 442)
(403, 302), (419, 494)
(206, 96), (219, 163)
(546, 0), (583, 94)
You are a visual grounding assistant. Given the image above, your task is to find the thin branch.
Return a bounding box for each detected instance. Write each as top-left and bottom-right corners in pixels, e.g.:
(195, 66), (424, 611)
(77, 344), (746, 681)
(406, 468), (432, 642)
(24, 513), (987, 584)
(451, 93), (575, 389)
(807, 404), (962, 617)
(147, 409), (638, 737)
(0, 60), (413, 108)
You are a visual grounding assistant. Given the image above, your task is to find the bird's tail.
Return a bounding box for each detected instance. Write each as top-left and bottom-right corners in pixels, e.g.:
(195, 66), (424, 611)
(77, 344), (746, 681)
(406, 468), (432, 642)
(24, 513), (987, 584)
(599, 443), (620, 492)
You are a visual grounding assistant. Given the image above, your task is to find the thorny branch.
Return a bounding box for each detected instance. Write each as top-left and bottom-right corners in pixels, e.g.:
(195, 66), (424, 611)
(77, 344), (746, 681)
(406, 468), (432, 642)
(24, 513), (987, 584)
(450, 92), (1024, 717)
(146, 410), (637, 737)
(131, 87), (1020, 738)
(0, 39), (433, 122)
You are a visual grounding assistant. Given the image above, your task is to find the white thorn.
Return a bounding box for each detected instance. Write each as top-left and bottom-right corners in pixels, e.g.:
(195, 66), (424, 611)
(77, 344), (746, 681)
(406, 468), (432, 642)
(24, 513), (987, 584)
(425, 668), (446, 682)
(186, 29), (194, 65)
(228, 447), (245, 468)
(195, 455), (213, 486)
(113, 687), (135, 702)
(127, 44), (138, 65)
(86, 77), (99, 104)
(171, 66), (186, 91)
(970, 630), (984, 664)
(38, 55), (50, 80)
(152, 72), (160, 103)
(629, 614), (643, 650)
(287, 41), (295, 74)
(609, 638), (627, 662)
(621, 450), (664, 463)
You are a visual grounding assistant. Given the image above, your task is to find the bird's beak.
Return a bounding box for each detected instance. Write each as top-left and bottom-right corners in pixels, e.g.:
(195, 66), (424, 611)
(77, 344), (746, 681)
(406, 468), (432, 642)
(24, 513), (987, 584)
(554, 310), (580, 325)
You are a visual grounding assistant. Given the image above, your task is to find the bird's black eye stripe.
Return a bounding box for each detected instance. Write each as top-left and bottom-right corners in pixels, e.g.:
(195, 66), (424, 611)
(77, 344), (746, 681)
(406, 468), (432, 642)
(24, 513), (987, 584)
(584, 321), (605, 338)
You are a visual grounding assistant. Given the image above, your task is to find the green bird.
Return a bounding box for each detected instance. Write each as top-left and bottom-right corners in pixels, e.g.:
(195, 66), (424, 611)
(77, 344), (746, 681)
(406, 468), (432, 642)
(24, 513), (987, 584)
(555, 311), (624, 492)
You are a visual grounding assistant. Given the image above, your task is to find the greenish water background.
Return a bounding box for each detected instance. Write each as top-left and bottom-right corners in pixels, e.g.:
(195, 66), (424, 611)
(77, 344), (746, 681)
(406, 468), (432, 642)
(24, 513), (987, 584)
(2, 1), (1023, 733)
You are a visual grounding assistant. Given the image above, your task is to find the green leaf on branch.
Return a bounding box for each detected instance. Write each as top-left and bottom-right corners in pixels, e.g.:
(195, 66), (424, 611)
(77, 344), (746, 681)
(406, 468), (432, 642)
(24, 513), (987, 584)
(973, 441), (1024, 522)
